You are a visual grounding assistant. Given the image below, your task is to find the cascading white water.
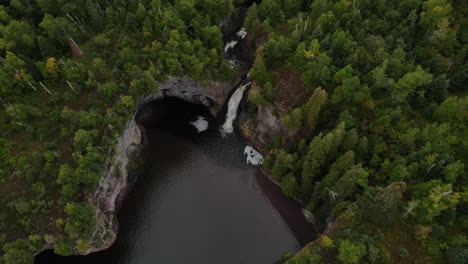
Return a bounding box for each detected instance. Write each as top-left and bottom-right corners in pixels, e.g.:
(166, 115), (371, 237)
(224, 40), (238, 53)
(224, 28), (248, 54)
(220, 82), (251, 135)
(236, 27), (247, 39)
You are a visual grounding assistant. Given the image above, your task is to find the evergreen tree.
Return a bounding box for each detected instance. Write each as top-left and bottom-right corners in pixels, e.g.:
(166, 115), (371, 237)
(303, 87), (328, 130)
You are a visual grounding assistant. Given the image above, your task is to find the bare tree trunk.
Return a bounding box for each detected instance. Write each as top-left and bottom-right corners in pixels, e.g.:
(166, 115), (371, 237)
(67, 13), (85, 32)
(423, 163), (435, 179)
(96, 0), (105, 16)
(27, 81), (36, 91)
(68, 37), (84, 58)
(39, 82), (53, 95)
(66, 80), (79, 94)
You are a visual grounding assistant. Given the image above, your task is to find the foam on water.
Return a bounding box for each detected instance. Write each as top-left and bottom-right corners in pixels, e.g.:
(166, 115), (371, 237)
(189, 116), (209, 133)
(244, 146), (263, 165)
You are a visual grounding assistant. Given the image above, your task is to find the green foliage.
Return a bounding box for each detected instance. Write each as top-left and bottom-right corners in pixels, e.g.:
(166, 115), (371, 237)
(433, 96), (468, 125)
(54, 239), (72, 256)
(249, 52), (270, 86)
(282, 108), (303, 131)
(393, 66), (433, 102)
(300, 122), (347, 197)
(0, 51), (33, 94)
(100, 82), (120, 100)
(258, 0), (285, 26)
(0, 0), (466, 261)
(244, 0), (467, 262)
(443, 161), (465, 183)
(304, 53), (333, 88)
(332, 164), (368, 201)
(413, 181), (461, 224)
(320, 235), (334, 248)
(2, 239), (34, 264)
(3, 248), (34, 264)
(303, 87), (328, 130)
(0, 20), (36, 55)
(446, 241), (468, 264)
(64, 202), (96, 239)
(76, 239), (91, 254)
(359, 182), (407, 226)
(338, 240), (366, 264)
(282, 174), (299, 198)
(248, 89), (265, 106)
(73, 129), (97, 152)
(272, 150), (295, 179)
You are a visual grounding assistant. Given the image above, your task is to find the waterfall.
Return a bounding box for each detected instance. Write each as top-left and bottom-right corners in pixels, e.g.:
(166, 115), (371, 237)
(221, 82), (251, 135)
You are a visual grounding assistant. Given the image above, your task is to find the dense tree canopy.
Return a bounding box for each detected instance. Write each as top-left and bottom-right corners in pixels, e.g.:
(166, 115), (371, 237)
(0, 0), (466, 263)
(0, 0), (235, 261)
(245, 0), (467, 263)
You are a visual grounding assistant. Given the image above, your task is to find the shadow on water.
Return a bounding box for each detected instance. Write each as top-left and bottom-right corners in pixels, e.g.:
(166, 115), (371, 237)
(35, 97), (317, 264)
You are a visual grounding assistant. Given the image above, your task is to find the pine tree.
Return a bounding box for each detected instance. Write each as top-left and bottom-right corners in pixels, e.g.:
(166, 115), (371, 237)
(271, 150), (295, 179)
(282, 107), (303, 131)
(282, 174), (299, 198)
(332, 164), (369, 200)
(303, 87), (328, 130)
(300, 122), (347, 198)
(318, 151), (355, 200)
(249, 51), (270, 86)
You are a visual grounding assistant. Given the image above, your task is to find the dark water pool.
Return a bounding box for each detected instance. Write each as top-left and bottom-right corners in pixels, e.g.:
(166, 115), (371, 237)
(35, 98), (316, 264)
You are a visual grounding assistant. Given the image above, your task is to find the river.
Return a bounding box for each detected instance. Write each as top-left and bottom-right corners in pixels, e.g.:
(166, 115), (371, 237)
(35, 97), (317, 264)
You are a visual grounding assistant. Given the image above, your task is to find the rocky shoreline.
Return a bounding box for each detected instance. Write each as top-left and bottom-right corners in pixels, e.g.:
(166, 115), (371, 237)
(238, 106), (316, 225)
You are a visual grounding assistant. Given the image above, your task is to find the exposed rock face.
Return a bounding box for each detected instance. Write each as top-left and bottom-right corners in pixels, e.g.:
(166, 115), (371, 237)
(240, 105), (284, 150)
(255, 105), (284, 145)
(87, 118), (141, 253)
(85, 77), (232, 253)
(141, 77), (232, 117)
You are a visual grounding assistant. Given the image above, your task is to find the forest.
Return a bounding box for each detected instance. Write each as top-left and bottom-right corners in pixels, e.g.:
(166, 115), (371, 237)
(0, 0), (467, 264)
(0, 0), (236, 263)
(244, 0), (467, 263)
